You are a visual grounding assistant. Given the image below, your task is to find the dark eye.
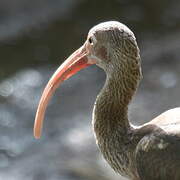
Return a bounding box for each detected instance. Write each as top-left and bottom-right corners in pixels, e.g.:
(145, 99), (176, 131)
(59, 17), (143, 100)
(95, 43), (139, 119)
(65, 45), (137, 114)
(88, 37), (93, 44)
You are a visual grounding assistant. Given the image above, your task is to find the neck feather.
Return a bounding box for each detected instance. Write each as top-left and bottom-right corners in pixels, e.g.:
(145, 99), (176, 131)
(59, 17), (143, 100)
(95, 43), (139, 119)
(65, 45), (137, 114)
(91, 38), (142, 179)
(93, 63), (141, 138)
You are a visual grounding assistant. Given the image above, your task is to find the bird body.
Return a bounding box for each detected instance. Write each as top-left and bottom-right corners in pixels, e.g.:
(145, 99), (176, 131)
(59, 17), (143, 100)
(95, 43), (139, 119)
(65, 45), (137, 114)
(34, 21), (180, 180)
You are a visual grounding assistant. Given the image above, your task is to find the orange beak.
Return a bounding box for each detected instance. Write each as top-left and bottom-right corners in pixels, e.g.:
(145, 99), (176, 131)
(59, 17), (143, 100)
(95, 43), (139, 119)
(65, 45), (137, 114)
(34, 45), (94, 139)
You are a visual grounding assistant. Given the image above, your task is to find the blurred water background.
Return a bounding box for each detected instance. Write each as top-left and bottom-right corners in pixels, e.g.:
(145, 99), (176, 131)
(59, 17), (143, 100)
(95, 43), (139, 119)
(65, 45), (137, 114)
(0, 0), (180, 179)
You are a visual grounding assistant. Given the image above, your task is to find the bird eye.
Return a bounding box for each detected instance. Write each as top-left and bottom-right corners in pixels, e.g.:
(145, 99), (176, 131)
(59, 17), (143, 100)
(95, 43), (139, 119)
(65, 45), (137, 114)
(88, 37), (93, 44)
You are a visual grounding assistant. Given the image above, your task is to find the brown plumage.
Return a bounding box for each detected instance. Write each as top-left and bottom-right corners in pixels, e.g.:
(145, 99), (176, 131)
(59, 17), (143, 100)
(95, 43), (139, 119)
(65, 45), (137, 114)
(34, 21), (180, 180)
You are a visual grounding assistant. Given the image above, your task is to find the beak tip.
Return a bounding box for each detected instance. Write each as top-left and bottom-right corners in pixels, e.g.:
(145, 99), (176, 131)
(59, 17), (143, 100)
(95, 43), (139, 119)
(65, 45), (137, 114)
(33, 128), (41, 139)
(34, 134), (41, 139)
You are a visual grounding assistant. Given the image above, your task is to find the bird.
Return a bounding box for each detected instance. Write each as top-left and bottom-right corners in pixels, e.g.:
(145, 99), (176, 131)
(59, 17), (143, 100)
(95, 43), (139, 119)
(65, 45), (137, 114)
(33, 21), (180, 180)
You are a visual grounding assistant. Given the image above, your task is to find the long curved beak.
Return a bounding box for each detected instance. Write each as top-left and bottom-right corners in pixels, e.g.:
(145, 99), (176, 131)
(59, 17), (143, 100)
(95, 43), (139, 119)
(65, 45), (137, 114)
(34, 45), (93, 139)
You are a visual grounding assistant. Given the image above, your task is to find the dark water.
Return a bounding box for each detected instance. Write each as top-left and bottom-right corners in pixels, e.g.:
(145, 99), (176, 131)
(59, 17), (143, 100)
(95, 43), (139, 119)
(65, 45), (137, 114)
(0, 0), (180, 179)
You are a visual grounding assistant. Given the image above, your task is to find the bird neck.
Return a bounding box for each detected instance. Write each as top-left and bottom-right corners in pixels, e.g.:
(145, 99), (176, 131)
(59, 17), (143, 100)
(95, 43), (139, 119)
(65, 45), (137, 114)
(93, 66), (140, 139)
(92, 61), (141, 177)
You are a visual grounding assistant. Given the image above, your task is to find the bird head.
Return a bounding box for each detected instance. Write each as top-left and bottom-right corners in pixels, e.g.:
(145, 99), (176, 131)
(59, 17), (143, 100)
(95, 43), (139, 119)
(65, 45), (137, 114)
(87, 21), (140, 71)
(33, 21), (141, 139)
